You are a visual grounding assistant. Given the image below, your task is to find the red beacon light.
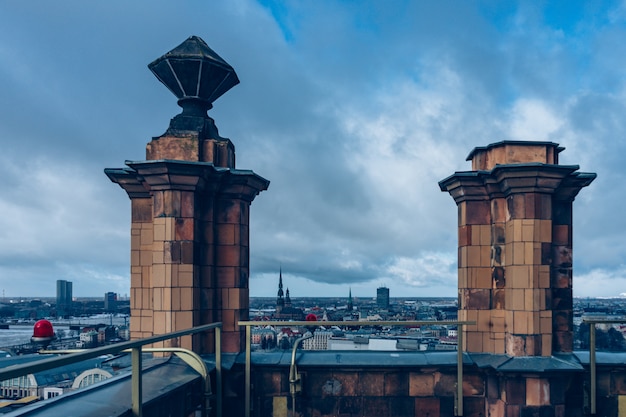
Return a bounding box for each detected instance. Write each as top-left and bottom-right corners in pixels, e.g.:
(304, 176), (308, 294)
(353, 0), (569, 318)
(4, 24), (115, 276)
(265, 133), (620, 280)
(305, 313), (318, 333)
(31, 319), (55, 348)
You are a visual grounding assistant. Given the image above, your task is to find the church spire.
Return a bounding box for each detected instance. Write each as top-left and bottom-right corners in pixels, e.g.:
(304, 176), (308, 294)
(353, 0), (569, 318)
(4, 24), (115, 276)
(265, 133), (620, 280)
(276, 266), (284, 314)
(277, 266), (284, 298)
(347, 287), (353, 312)
(285, 288), (292, 307)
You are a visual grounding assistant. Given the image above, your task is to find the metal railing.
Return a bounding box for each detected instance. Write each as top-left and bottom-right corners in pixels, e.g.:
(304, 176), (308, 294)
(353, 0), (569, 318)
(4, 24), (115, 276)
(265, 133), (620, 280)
(582, 317), (626, 415)
(238, 320), (474, 417)
(0, 322), (222, 417)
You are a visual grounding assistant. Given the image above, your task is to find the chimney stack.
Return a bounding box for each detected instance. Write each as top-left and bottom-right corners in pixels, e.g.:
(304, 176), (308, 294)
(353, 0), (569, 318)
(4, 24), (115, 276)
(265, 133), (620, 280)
(440, 141), (595, 356)
(106, 36), (269, 353)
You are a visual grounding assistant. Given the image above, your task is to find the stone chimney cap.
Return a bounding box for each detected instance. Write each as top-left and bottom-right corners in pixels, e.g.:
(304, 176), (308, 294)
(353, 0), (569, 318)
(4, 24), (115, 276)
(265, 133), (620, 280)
(465, 140), (567, 171)
(466, 140), (565, 161)
(148, 35), (240, 108)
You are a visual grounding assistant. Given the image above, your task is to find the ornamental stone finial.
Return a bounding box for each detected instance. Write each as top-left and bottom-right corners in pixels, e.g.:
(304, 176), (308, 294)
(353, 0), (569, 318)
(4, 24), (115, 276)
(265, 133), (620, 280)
(146, 36), (239, 163)
(148, 35), (239, 117)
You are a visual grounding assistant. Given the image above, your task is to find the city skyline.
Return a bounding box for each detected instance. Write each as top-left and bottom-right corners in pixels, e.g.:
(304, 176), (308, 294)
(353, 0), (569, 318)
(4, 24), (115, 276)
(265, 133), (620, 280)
(1, 1), (625, 298)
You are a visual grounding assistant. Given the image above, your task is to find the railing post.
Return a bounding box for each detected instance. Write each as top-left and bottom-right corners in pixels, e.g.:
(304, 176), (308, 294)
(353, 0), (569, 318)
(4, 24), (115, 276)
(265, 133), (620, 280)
(456, 325), (464, 416)
(245, 324), (251, 417)
(131, 346), (142, 417)
(216, 326), (222, 417)
(0, 322), (222, 416)
(590, 322), (596, 415)
(237, 320), (473, 417)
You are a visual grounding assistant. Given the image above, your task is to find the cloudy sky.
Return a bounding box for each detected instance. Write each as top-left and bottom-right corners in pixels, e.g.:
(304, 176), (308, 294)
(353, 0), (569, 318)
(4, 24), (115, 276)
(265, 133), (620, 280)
(0, 1), (625, 299)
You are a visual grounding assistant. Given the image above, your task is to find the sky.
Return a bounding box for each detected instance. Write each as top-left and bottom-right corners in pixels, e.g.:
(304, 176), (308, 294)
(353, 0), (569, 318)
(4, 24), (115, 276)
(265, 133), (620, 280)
(1, 1), (626, 299)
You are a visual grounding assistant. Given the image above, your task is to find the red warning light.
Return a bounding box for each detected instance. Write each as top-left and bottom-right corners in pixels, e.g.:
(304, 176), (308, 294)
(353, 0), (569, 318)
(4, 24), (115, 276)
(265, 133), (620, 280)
(32, 319), (55, 344)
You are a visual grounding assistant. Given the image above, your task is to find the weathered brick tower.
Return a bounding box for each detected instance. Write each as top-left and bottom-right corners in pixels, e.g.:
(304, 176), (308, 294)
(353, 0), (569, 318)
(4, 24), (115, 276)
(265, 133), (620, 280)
(440, 141), (595, 415)
(440, 141), (595, 356)
(105, 36), (269, 353)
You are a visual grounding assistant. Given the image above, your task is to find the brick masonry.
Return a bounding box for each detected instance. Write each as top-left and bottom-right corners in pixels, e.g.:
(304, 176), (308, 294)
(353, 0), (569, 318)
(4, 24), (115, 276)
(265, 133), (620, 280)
(106, 39), (612, 416)
(219, 141), (599, 417)
(236, 362), (626, 417)
(437, 141), (596, 416)
(440, 141), (595, 357)
(109, 155), (267, 354)
(106, 42), (269, 353)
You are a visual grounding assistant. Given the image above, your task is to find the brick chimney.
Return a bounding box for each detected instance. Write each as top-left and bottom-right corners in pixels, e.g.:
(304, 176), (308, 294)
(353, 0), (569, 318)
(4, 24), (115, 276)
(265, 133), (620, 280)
(105, 36), (269, 353)
(440, 141), (595, 356)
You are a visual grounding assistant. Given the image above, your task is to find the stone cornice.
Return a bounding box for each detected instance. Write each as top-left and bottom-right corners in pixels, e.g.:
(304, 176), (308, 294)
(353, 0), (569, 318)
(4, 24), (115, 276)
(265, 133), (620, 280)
(218, 170), (271, 202)
(491, 164), (579, 196)
(554, 172), (597, 202)
(440, 163), (596, 204)
(438, 171), (491, 203)
(104, 167), (151, 199)
(126, 159), (224, 191)
(106, 159), (269, 201)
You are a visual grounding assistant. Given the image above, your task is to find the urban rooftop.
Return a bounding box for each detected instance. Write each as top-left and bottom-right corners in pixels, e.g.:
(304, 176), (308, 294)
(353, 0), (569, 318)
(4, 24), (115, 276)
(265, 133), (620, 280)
(1, 34), (625, 417)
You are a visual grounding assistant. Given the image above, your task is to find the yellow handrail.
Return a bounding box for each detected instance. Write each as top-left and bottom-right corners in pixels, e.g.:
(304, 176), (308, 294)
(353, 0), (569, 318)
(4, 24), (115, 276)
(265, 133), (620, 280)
(582, 317), (626, 415)
(0, 322), (222, 417)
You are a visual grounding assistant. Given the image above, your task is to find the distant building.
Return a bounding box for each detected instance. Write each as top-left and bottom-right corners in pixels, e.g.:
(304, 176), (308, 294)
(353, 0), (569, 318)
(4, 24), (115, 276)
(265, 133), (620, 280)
(347, 288), (353, 312)
(285, 289), (292, 309)
(0, 354), (111, 400)
(251, 327), (277, 350)
(276, 268), (284, 315)
(56, 280), (72, 317)
(104, 292), (117, 312)
(328, 337), (370, 351)
(118, 326), (130, 341)
(79, 330), (98, 348)
(274, 270), (305, 321)
(96, 325), (117, 345)
(303, 330), (334, 350)
(376, 286), (389, 310)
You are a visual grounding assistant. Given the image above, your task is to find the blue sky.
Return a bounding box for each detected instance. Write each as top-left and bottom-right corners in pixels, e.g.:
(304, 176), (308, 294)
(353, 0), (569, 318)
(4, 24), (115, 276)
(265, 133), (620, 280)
(1, 1), (626, 298)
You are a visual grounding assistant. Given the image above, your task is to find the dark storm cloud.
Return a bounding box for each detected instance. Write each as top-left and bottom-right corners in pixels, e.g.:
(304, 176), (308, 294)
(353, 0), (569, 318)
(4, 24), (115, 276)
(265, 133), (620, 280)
(0, 1), (625, 297)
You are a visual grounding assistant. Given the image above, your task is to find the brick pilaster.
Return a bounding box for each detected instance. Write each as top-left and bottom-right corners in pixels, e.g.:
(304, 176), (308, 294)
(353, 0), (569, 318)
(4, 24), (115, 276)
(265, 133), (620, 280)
(440, 141), (595, 357)
(106, 36), (269, 354)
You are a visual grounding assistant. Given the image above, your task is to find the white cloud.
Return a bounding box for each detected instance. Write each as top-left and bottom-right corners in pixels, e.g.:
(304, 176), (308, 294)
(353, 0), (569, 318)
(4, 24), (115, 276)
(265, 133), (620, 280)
(385, 252), (456, 289)
(508, 99), (563, 141)
(0, 1), (624, 299)
(0, 154), (128, 295)
(575, 267), (626, 298)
